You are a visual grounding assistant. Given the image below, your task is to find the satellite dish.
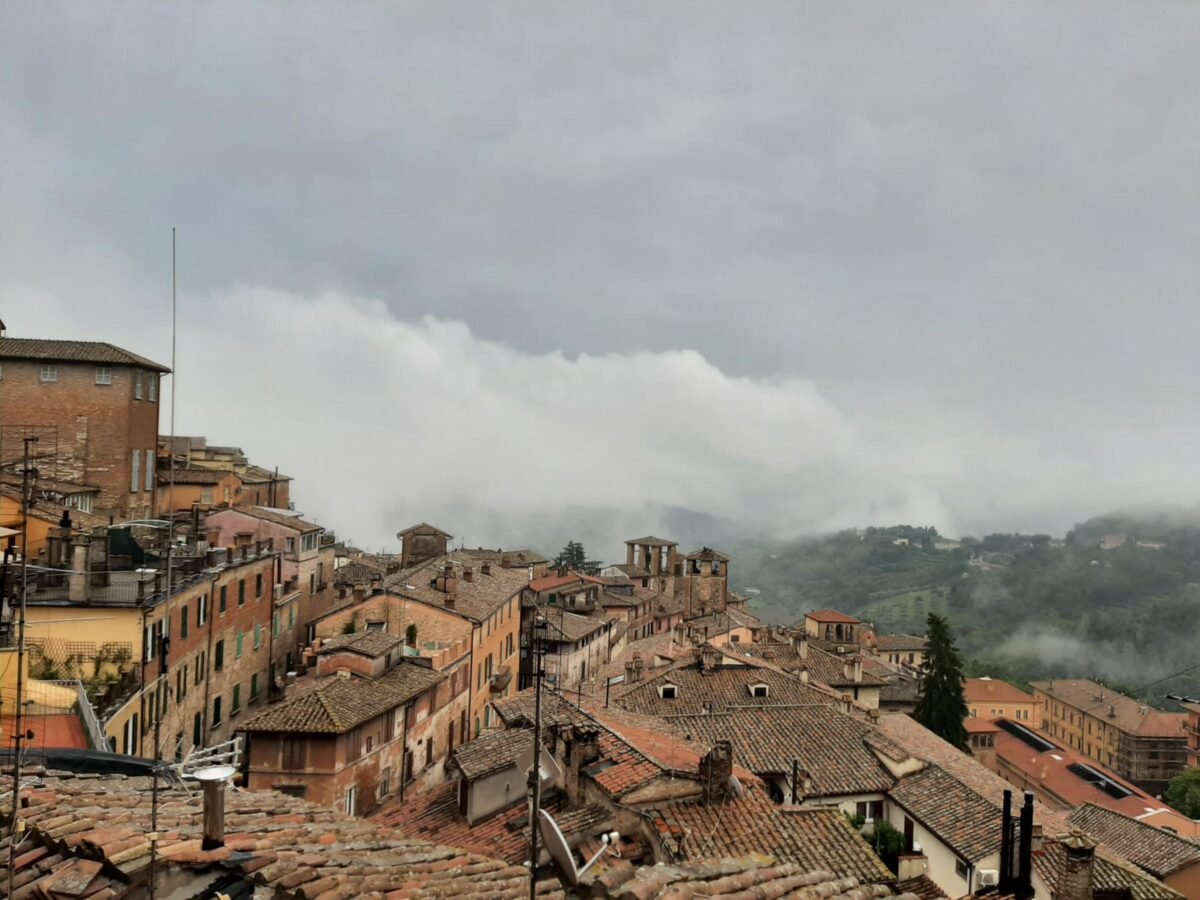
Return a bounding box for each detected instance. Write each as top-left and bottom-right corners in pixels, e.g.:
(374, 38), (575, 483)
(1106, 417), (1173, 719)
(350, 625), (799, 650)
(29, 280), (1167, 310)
(191, 765), (236, 782)
(517, 744), (563, 789)
(539, 809), (577, 883)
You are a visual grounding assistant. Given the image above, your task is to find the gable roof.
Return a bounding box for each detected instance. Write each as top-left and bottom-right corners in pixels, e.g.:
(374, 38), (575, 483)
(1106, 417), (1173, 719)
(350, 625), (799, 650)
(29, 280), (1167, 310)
(648, 786), (894, 885)
(385, 552), (530, 622)
(964, 677), (1037, 705)
(1067, 803), (1200, 878)
(451, 727), (534, 781)
(397, 521), (453, 537)
(616, 658), (834, 717)
(317, 630), (404, 659)
(806, 609), (862, 624)
(0, 337), (170, 371)
(625, 536), (676, 547)
(871, 634), (928, 652)
(210, 505), (323, 533)
(238, 663), (443, 733)
(889, 765), (1002, 863)
(737, 641), (889, 688)
(156, 466), (239, 486)
(667, 705), (906, 797)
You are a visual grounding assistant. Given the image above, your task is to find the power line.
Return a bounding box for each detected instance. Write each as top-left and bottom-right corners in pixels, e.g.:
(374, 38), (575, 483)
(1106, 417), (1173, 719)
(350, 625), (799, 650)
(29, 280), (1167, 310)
(1076, 662), (1200, 714)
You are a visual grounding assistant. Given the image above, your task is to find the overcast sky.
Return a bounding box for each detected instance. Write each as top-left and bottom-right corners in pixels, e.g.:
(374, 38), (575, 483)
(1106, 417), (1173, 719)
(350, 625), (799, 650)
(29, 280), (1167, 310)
(3, 3), (1200, 556)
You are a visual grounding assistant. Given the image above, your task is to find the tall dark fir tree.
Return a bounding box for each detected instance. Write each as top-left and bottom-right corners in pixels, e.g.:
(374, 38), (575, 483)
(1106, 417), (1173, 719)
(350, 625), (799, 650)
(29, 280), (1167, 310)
(553, 540), (601, 575)
(913, 612), (970, 751)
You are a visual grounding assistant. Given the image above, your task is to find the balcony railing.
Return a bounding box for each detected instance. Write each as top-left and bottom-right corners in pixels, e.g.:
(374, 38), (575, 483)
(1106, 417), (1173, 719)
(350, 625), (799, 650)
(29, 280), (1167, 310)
(41, 679), (109, 751)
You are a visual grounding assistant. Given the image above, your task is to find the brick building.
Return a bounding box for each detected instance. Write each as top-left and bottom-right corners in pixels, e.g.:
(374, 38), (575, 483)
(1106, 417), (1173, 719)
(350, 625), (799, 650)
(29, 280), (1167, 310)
(239, 660), (444, 815)
(0, 336), (169, 520)
(155, 466), (243, 514)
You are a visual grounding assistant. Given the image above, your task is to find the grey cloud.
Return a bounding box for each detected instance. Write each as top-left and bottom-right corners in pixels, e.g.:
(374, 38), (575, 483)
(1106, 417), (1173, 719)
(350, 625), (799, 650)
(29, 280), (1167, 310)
(3, 2), (1200, 550)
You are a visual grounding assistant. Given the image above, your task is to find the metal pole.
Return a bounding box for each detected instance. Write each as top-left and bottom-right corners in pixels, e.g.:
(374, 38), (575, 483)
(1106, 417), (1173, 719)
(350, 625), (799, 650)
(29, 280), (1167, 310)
(527, 615), (543, 900)
(6, 436), (36, 897)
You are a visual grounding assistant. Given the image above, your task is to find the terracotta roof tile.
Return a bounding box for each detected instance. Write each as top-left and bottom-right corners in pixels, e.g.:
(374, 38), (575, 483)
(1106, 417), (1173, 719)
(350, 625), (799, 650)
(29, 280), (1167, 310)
(0, 337), (170, 371)
(616, 657), (834, 717)
(1030, 679), (1187, 738)
(452, 727), (534, 780)
(964, 677), (1037, 705)
(385, 552), (529, 622)
(1067, 803), (1200, 878)
(805, 609), (863, 624)
(889, 765), (1002, 862)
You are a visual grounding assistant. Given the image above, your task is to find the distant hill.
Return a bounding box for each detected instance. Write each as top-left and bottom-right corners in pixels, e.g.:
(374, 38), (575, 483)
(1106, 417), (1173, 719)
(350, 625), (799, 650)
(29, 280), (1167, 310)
(732, 517), (1200, 707)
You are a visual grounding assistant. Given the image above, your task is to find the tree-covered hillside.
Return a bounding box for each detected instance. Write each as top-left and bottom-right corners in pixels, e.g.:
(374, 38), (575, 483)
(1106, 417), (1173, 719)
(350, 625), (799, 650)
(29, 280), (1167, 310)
(734, 515), (1200, 706)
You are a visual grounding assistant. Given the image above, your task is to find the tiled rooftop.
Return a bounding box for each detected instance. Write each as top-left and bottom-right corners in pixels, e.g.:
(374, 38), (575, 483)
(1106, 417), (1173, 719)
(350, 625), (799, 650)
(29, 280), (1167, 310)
(238, 662), (443, 733)
(736, 640), (889, 687)
(212, 504), (324, 533)
(0, 337), (170, 371)
(1034, 837), (1183, 900)
(616, 657), (834, 717)
(1030, 679), (1188, 738)
(666, 705), (905, 797)
(385, 552), (530, 622)
(452, 727), (534, 780)
(888, 765), (1002, 863)
(870, 634), (928, 652)
(157, 466), (236, 485)
(964, 677), (1037, 705)
(648, 785), (894, 885)
(595, 858), (918, 900)
(318, 630), (405, 658)
(805, 609), (863, 624)
(877, 713), (1184, 900)
(1, 772), (560, 899)
(1067, 803), (1200, 879)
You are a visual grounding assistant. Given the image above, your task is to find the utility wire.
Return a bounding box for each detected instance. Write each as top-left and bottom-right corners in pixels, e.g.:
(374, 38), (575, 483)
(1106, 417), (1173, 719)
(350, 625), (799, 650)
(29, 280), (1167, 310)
(1075, 662), (1200, 714)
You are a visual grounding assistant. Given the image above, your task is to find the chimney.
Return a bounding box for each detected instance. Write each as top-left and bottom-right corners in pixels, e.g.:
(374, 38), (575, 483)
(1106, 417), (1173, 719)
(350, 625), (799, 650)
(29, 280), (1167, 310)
(798, 664), (809, 685)
(841, 694), (853, 714)
(565, 726), (601, 804)
(843, 658), (854, 682)
(853, 655), (863, 683)
(1056, 831), (1097, 900)
(352, 584), (365, 603)
(1017, 791), (1035, 900)
(700, 645), (722, 673)
(625, 653), (643, 683)
(462, 565), (474, 583)
(867, 708), (880, 724)
(897, 852), (929, 882)
(481, 562), (491, 576)
(791, 632), (809, 659)
(68, 542), (89, 603)
(201, 778), (226, 850)
(369, 575), (383, 595)
(699, 740), (733, 805)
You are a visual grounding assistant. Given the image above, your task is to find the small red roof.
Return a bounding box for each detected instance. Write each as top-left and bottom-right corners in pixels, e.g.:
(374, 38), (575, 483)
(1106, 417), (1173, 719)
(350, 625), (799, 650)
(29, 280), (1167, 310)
(528, 572), (583, 592)
(965, 717), (1002, 733)
(805, 609), (862, 624)
(964, 677), (1037, 705)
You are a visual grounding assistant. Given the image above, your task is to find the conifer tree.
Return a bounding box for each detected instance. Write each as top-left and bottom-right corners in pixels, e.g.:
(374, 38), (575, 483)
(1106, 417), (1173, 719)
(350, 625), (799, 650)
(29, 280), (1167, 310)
(913, 612), (970, 751)
(553, 540), (601, 575)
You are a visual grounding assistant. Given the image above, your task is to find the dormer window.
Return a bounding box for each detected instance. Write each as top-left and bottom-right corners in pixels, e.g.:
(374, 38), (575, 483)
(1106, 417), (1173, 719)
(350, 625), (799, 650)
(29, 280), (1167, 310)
(750, 683), (769, 699)
(659, 684), (678, 700)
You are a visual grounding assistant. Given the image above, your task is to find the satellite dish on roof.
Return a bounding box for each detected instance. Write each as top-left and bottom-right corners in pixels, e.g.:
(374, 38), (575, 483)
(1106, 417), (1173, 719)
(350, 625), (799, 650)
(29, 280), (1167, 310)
(191, 765), (236, 782)
(517, 743), (563, 789)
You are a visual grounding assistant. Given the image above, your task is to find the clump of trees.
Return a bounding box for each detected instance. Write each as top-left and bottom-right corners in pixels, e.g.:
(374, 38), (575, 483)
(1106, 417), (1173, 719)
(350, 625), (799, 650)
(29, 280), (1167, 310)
(1166, 768), (1200, 818)
(553, 540), (601, 575)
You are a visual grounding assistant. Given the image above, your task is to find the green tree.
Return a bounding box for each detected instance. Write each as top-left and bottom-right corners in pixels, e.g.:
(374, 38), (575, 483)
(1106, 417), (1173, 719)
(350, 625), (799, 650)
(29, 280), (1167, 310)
(553, 540), (600, 575)
(1166, 768), (1200, 818)
(913, 613), (970, 751)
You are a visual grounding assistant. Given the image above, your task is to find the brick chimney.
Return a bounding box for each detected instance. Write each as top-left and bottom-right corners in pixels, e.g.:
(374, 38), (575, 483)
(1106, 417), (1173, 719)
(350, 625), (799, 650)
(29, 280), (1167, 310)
(564, 726), (601, 804)
(699, 740), (734, 805)
(481, 562), (492, 576)
(699, 645), (722, 674)
(462, 565), (474, 584)
(1056, 831), (1096, 900)
(791, 632), (809, 659)
(625, 653), (644, 683)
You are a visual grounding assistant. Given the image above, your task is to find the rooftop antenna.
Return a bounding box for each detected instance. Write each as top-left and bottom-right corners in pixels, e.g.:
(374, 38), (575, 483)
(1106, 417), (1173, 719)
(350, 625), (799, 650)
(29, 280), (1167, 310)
(5, 435), (37, 898)
(149, 227), (179, 899)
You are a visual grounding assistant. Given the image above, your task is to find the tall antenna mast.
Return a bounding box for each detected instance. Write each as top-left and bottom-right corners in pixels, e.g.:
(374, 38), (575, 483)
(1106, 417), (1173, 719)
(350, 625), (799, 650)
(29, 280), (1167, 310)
(5, 435), (37, 898)
(149, 227), (179, 899)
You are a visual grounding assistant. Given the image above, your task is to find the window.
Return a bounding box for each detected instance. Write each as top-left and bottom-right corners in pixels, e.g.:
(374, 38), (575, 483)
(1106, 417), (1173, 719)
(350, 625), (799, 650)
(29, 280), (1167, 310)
(250, 673), (259, 702)
(95, 367), (112, 385)
(855, 800), (884, 822)
(180, 609), (188, 639)
(145, 449), (154, 491)
(231, 685), (241, 715)
(201, 486), (214, 504)
(214, 639), (225, 670)
(256, 573), (263, 598)
(378, 767), (391, 800)
(197, 594), (208, 627)
(212, 695), (222, 727)
(660, 684), (678, 700)
(750, 684), (769, 698)
(254, 623), (263, 648)
(955, 859), (969, 880)
(282, 737), (307, 769)
(148, 375), (157, 402)
(238, 579), (246, 606)
(302, 532), (319, 552)
(135, 371), (144, 399)
(192, 712), (203, 747)
(144, 624), (157, 661)
(40, 365), (57, 383)
(288, 604), (295, 628)
(309, 573), (316, 595)
(131, 449), (141, 493)
(344, 785), (357, 816)
(286, 537), (296, 554)
(273, 611), (282, 638)
(194, 651), (205, 685)
(236, 630), (244, 658)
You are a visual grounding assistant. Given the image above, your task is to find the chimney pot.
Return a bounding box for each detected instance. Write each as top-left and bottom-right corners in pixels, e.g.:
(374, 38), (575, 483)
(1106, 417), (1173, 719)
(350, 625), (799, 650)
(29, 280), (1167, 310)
(462, 566), (474, 583)
(699, 740), (734, 805)
(201, 779), (226, 850)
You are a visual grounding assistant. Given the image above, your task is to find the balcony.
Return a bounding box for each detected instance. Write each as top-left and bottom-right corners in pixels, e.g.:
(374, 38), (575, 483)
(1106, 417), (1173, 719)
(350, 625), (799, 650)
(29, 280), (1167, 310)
(489, 666), (512, 694)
